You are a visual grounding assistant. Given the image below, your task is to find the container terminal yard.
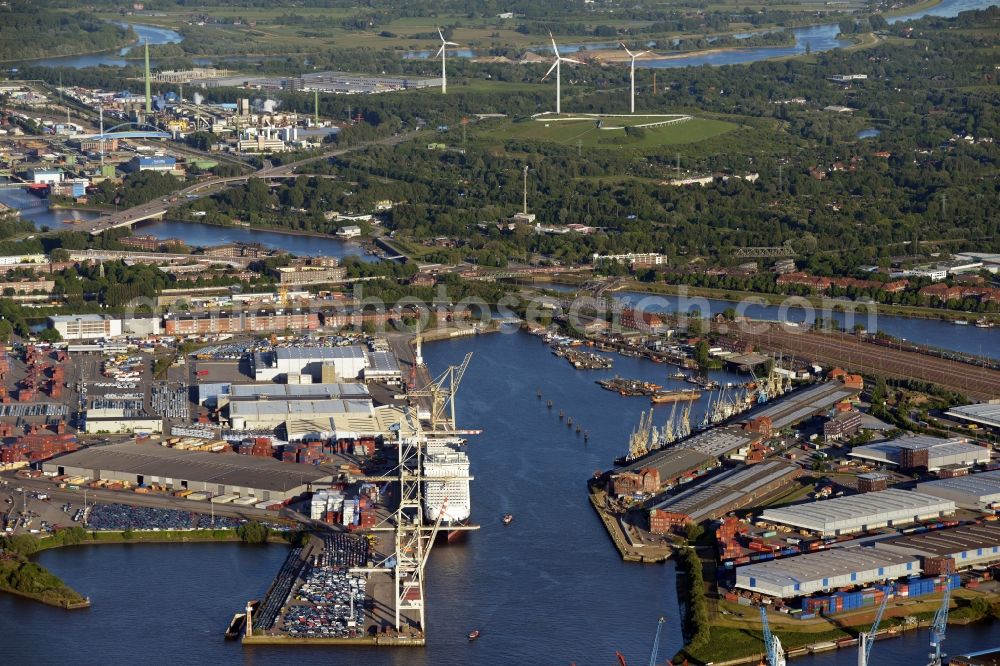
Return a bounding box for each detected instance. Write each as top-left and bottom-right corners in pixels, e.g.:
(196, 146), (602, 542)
(0, 331), (477, 648)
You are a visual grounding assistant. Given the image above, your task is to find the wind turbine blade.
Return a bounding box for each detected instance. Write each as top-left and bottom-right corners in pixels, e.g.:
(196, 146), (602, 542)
(549, 31), (560, 57)
(438, 27), (445, 42)
(561, 57), (582, 65)
(620, 42), (635, 58)
(542, 60), (558, 80)
(435, 45), (445, 57)
(445, 41), (459, 46)
(638, 50), (652, 57)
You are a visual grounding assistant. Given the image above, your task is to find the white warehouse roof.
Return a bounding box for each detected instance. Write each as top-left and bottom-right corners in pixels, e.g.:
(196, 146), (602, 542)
(736, 546), (920, 598)
(849, 435), (988, 470)
(759, 489), (956, 536)
(916, 470), (1000, 509)
(947, 404), (1000, 429)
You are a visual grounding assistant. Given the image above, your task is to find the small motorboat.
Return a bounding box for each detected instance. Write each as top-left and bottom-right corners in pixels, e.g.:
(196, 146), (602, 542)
(502, 514), (513, 526)
(468, 629), (481, 641)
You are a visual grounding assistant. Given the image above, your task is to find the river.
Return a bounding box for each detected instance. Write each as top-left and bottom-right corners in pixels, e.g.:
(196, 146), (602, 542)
(23, 0), (996, 72)
(4, 330), (998, 665)
(26, 23), (183, 69)
(612, 291), (1000, 361)
(405, 0), (995, 69)
(0, 183), (371, 260)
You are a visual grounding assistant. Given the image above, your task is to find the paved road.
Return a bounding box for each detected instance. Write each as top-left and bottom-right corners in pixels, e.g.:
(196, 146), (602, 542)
(75, 131), (416, 236)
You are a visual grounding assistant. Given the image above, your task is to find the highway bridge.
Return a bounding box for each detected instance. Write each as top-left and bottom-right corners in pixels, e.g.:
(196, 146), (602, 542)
(73, 132), (414, 237)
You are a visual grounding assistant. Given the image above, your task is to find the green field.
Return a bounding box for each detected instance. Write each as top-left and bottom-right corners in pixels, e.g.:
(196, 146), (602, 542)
(484, 115), (739, 150)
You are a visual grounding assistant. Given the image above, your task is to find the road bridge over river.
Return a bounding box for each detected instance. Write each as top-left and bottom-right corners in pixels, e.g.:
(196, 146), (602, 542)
(69, 132), (414, 236)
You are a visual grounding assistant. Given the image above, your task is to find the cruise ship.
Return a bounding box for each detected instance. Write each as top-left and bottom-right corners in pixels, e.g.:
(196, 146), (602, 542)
(423, 439), (471, 540)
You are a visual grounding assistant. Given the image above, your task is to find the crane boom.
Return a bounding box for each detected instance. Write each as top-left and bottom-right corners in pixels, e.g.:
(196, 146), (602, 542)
(858, 584), (892, 666)
(759, 605), (786, 666)
(928, 576), (952, 666)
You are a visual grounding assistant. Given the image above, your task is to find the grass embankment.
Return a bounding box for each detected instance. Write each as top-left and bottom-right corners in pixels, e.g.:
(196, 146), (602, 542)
(677, 586), (1000, 664)
(486, 116), (738, 150)
(35, 528), (245, 551)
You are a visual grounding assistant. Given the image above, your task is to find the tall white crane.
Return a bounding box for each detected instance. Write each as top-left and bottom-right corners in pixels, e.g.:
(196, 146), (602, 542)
(858, 585), (892, 666)
(620, 43), (652, 114)
(542, 32), (581, 114)
(435, 28), (460, 94)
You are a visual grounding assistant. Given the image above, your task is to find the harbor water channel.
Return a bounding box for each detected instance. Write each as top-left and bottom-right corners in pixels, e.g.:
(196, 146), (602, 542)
(2, 330), (998, 664)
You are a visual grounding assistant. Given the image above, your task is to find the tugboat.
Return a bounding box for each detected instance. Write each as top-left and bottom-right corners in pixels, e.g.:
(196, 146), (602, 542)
(502, 513), (513, 526)
(468, 629), (481, 641)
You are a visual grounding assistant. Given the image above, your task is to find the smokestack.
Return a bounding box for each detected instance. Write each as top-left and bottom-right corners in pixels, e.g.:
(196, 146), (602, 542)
(144, 40), (151, 114)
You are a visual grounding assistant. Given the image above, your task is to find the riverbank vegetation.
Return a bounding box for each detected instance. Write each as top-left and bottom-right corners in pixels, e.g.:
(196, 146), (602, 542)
(0, 532), (87, 608)
(0, 4), (133, 61)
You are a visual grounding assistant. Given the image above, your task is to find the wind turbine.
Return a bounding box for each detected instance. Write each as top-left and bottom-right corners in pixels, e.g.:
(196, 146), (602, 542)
(436, 27), (459, 94)
(621, 43), (652, 114)
(542, 32), (581, 114)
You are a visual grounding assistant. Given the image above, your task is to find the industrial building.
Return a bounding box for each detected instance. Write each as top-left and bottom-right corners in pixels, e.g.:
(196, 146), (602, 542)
(735, 546), (920, 598)
(850, 434), (990, 471)
(946, 403), (1000, 431)
(649, 460), (801, 525)
(253, 346), (370, 382)
(226, 382), (373, 435)
(48, 314), (161, 340)
(270, 265), (347, 285)
(164, 309), (319, 336)
(875, 522), (1000, 570)
(43, 442), (330, 502)
(622, 380), (860, 474)
(611, 449), (716, 495)
(48, 314), (123, 340)
(916, 470), (1000, 510)
(83, 415), (163, 435)
(758, 489), (956, 537)
(126, 155), (177, 173)
(363, 350), (402, 385)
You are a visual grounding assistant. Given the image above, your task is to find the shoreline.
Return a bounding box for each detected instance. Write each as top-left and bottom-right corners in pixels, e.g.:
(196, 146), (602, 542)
(541, 278), (1000, 325)
(147, 217), (367, 245)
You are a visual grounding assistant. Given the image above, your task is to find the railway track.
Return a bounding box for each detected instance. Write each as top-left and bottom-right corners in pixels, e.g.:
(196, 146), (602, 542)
(738, 326), (1000, 400)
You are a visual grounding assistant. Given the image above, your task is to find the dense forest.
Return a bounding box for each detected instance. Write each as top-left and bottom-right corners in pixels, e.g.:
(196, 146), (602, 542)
(0, 3), (133, 61)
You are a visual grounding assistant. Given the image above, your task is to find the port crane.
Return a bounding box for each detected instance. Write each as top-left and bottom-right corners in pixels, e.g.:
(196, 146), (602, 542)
(928, 576), (952, 666)
(857, 585), (892, 666)
(407, 352), (473, 431)
(759, 605), (786, 666)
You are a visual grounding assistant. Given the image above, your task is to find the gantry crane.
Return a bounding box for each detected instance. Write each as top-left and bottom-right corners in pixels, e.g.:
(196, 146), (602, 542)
(407, 352), (472, 431)
(857, 584), (892, 666)
(759, 605), (786, 666)
(928, 576), (952, 666)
